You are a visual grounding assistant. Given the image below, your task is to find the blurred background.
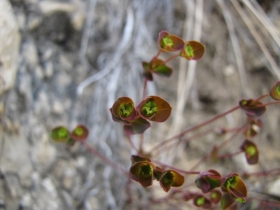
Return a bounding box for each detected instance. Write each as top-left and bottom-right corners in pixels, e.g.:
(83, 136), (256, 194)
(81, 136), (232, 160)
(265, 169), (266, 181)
(0, 0), (280, 209)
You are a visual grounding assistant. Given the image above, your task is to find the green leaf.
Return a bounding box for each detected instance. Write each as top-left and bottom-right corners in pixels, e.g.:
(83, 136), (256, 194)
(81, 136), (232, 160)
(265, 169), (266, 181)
(240, 140), (259, 165)
(142, 61), (153, 81)
(195, 169), (221, 193)
(269, 81), (280, 100)
(159, 170), (184, 192)
(180, 41), (205, 61)
(50, 126), (69, 143)
(71, 124), (89, 141)
(123, 116), (151, 134)
(220, 193), (236, 210)
(130, 161), (155, 187)
(158, 30), (185, 52)
(239, 99), (266, 119)
(111, 97), (137, 121)
(222, 174), (247, 199)
(137, 96), (172, 122)
(209, 190), (222, 204)
(193, 195), (212, 209)
(150, 58), (173, 78)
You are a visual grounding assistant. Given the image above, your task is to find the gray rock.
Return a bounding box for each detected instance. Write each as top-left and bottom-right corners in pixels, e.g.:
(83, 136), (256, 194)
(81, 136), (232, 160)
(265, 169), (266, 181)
(0, 0), (21, 95)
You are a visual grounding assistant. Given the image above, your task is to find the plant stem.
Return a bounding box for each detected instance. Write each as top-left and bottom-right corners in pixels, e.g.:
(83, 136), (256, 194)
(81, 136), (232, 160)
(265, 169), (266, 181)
(153, 49), (161, 60)
(189, 124), (246, 170)
(255, 93), (269, 101)
(244, 168), (280, 177)
(142, 78), (147, 100)
(218, 150), (243, 159)
(262, 101), (280, 107)
(164, 54), (180, 64)
(151, 159), (200, 175)
(148, 105), (240, 154)
(152, 127), (216, 157)
(81, 141), (129, 176)
(125, 131), (139, 153)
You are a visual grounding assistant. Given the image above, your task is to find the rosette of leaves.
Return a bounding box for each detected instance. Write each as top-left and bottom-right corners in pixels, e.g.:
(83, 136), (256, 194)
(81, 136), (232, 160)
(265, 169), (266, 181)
(180, 41), (205, 61)
(239, 99), (266, 119)
(240, 139), (259, 165)
(209, 190), (222, 204)
(220, 173), (247, 209)
(158, 30), (185, 52)
(193, 195), (211, 209)
(130, 161), (156, 187)
(110, 97), (150, 135)
(110, 97), (137, 123)
(243, 118), (262, 138)
(142, 58), (173, 81)
(50, 126), (69, 143)
(123, 116), (151, 135)
(195, 169), (221, 193)
(70, 124), (89, 141)
(159, 170), (184, 192)
(269, 80), (280, 100)
(137, 96), (172, 122)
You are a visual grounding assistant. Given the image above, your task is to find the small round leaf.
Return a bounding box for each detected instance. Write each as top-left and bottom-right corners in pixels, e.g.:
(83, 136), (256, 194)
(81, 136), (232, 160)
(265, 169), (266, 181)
(159, 170), (184, 192)
(239, 99), (266, 119)
(123, 116), (151, 135)
(137, 96), (172, 122)
(240, 139), (259, 165)
(158, 30), (185, 52)
(50, 126), (69, 143)
(269, 81), (280, 100)
(130, 161), (155, 187)
(180, 41), (205, 61)
(71, 124), (89, 141)
(111, 97), (137, 121)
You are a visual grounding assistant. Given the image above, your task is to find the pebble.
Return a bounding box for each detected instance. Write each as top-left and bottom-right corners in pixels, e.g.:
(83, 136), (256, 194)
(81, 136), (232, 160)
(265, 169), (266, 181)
(0, 0), (21, 95)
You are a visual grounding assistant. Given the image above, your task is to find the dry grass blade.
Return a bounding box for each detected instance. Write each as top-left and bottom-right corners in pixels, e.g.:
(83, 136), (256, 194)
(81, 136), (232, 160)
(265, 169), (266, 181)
(216, 0), (248, 97)
(166, 0), (204, 164)
(242, 0), (280, 49)
(231, 0), (280, 79)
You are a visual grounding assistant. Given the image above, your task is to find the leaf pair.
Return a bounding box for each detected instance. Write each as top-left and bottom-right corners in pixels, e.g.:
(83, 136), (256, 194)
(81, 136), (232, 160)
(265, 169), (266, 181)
(158, 30), (205, 61)
(240, 139), (259, 165)
(239, 99), (266, 119)
(195, 170), (221, 194)
(192, 190), (222, 209)
(142, 58), (173, 81)
(110, 96), (172, 134)
(220, 174), (247, 210)
(129, 155), (184, 192)
(50, 125), (89, 146)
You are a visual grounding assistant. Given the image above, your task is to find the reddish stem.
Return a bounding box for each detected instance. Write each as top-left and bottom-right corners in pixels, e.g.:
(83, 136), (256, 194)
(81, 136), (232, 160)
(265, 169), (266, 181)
(218, 150), (243, 159)
(125, 131), (139, 153)
(152, 127), (216, 157)
(81, 141), (129, 176)
(255, 93), (269, 101)
(262, 101), (280, 107)
(142, 78), (148, 100)
(189, 124), (246, 170)
(244, 168), (280, 177)
(151, 159), (200, 175)
(164, 54), (180, 64)
(153, 49), (161, 60)
(148, 106), (240, 154)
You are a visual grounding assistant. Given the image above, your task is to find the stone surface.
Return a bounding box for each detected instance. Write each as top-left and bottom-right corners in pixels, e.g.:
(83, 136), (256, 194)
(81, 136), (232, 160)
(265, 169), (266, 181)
(0, 0), (20, 95)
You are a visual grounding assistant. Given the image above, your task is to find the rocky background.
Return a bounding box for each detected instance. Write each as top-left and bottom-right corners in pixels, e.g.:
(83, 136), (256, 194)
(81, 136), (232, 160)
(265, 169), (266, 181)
(0, 0), (280, 209)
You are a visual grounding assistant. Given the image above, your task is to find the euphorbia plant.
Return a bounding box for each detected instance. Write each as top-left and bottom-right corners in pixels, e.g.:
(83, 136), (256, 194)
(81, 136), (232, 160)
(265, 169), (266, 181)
(49, 30), (280, 210)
